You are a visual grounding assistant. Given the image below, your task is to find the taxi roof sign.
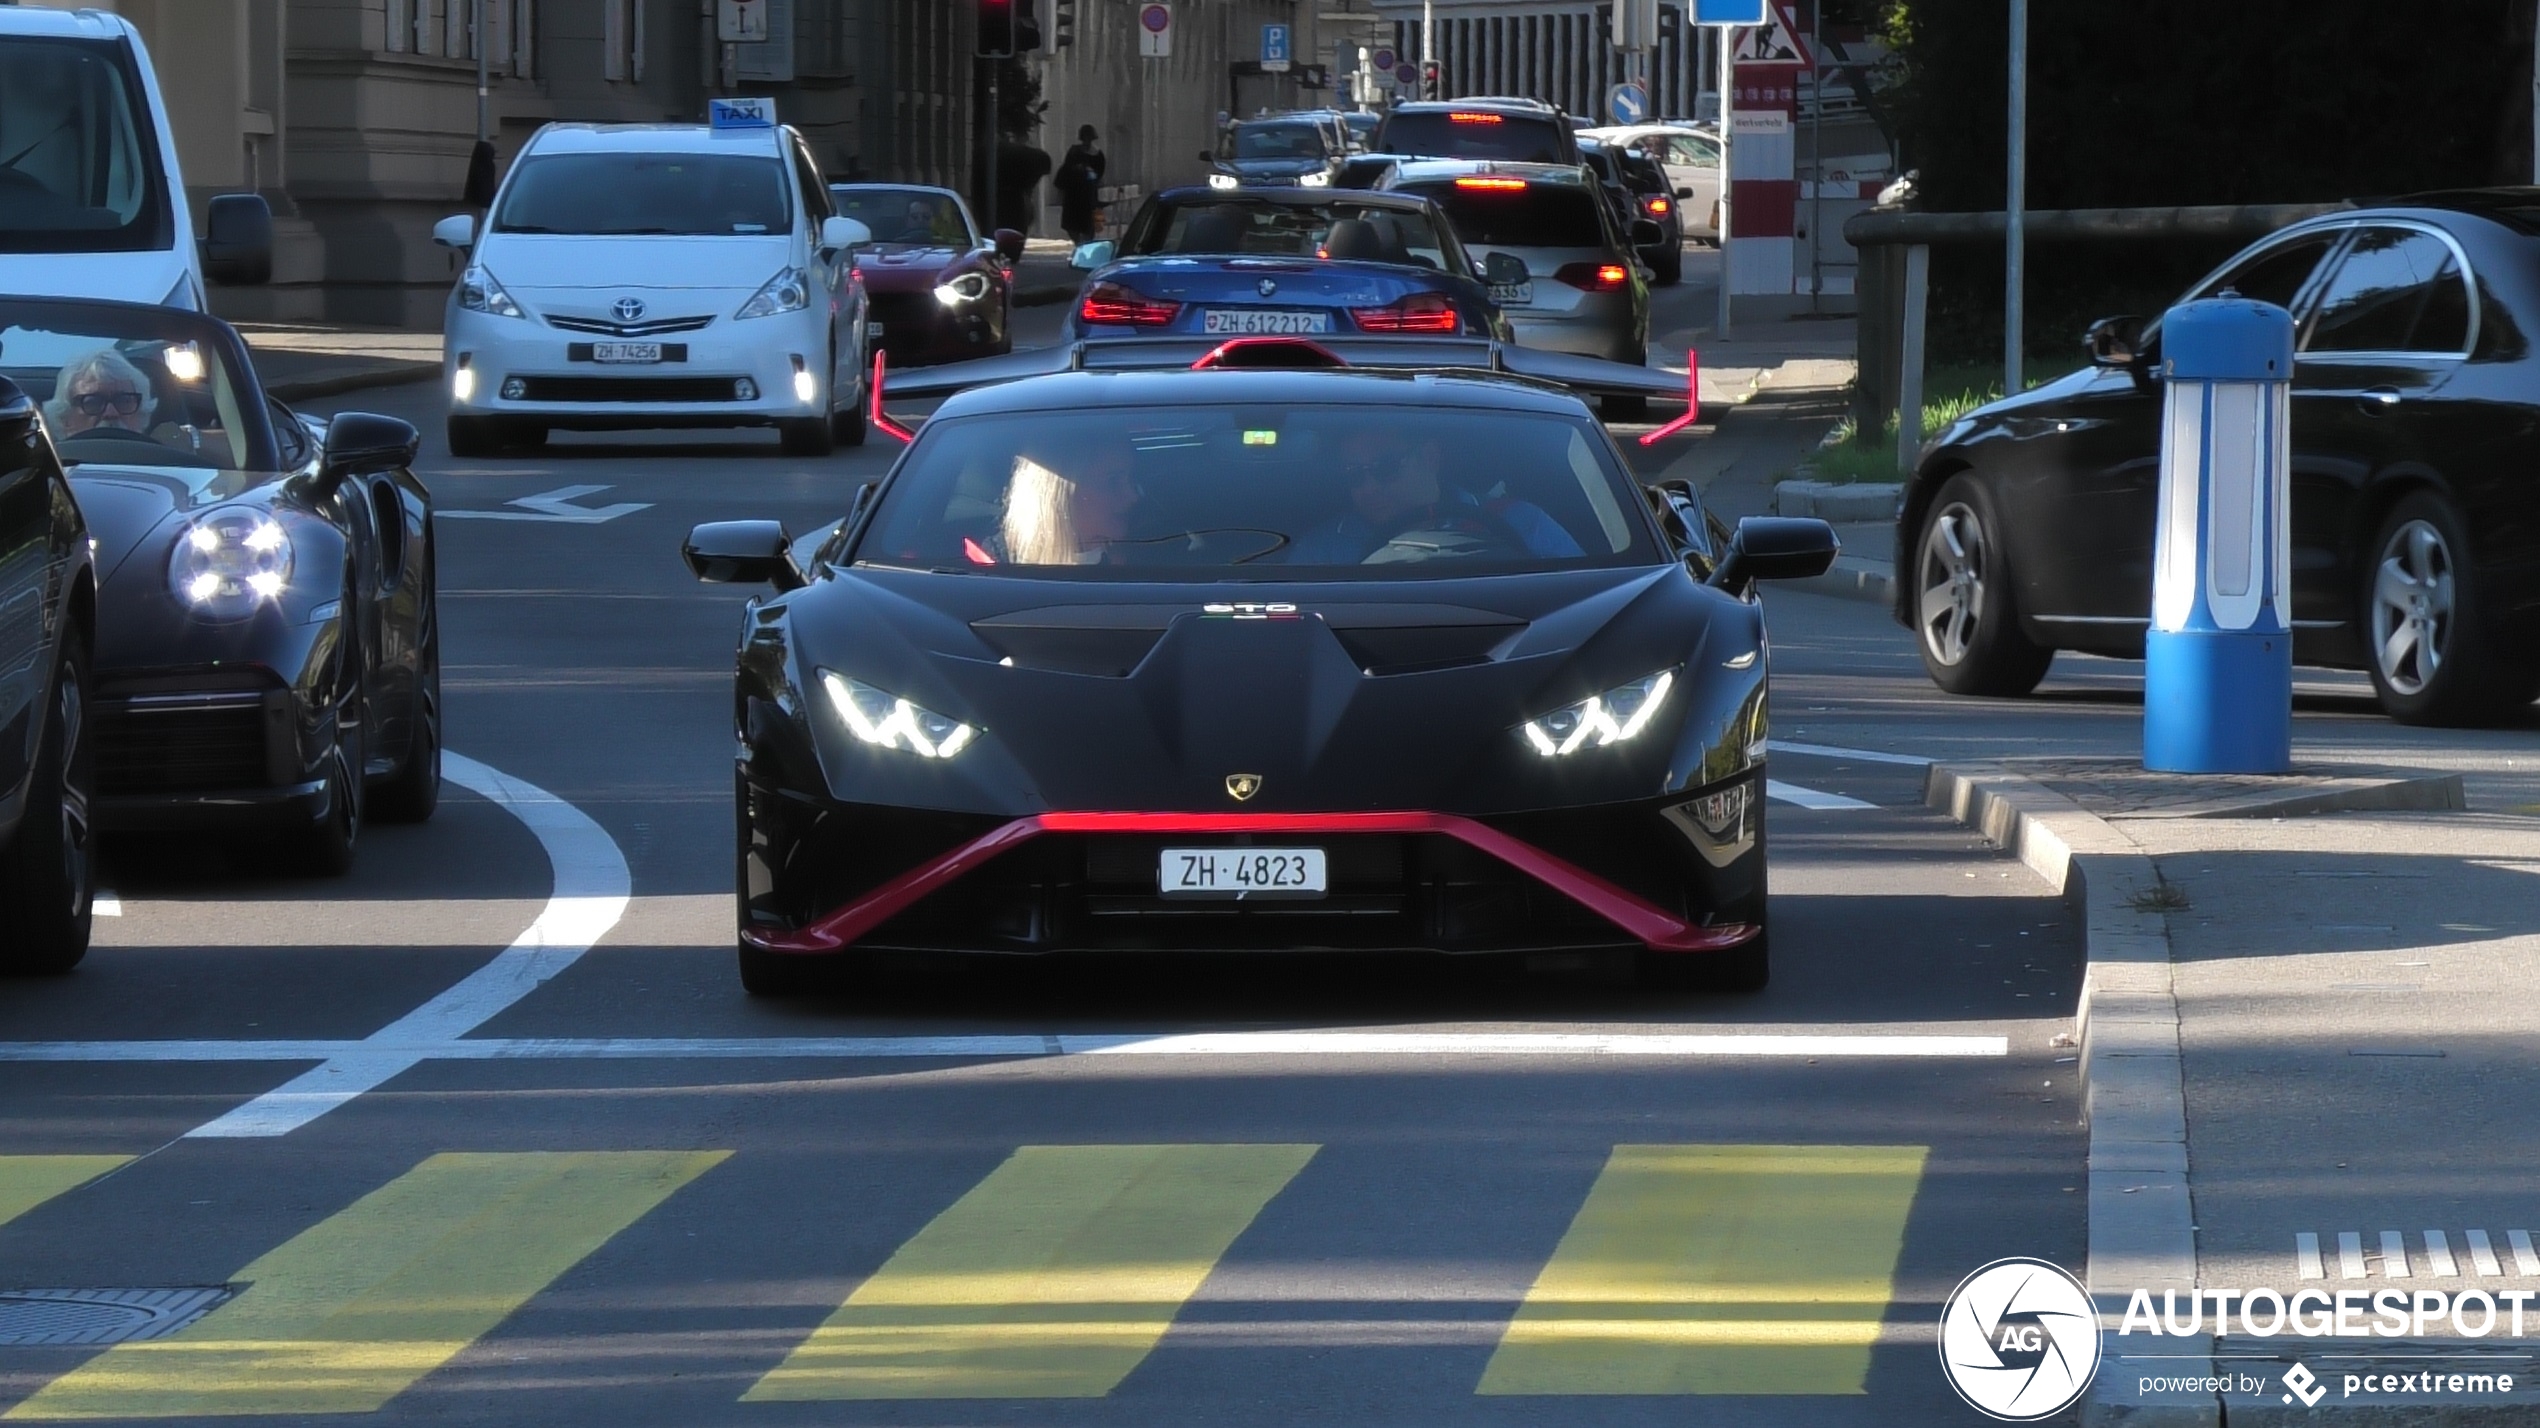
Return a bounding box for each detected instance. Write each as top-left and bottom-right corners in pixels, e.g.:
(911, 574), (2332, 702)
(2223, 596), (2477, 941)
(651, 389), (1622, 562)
(709, 97), (777, 131)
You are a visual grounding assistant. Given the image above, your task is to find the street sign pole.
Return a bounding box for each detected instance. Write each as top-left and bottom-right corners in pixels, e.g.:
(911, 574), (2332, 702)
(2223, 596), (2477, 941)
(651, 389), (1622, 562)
(2005, 0), (2028, 397)
(1716, 26), (1734, 337)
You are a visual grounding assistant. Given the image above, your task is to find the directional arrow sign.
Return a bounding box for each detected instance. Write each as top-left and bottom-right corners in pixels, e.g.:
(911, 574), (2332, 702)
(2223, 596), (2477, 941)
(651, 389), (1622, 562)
(437, 484), (654, 524)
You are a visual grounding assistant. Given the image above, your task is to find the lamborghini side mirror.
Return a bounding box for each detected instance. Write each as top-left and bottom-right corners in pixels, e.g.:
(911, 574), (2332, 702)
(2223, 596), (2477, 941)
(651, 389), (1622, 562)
(685, 520), (803, 590)
(1708, 517), (1838, 595)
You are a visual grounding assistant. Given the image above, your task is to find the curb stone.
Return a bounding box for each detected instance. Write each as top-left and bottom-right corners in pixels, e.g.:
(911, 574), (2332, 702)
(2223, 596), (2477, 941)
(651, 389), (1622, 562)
(1924, 762), (2216, 1428)
(264, 363), (438, 403)
(1781, 554), (1894, 608)
(1774, 477), (1902, 524)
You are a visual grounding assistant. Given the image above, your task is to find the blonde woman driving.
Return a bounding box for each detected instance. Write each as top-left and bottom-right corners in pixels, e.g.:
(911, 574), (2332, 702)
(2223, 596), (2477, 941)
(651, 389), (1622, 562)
(1000, 442), (1140, 565)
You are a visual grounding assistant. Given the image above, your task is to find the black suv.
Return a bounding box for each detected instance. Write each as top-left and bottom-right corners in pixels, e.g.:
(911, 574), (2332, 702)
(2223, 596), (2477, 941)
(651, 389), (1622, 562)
(1371, 98), (1581, 166)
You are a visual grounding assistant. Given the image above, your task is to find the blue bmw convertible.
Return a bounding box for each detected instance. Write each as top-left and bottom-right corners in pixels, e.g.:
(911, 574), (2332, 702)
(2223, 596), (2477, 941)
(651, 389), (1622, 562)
(1062, 187), (1524, 344)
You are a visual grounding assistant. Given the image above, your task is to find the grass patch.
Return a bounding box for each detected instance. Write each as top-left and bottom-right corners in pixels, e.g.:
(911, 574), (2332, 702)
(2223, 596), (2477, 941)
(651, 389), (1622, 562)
(1800, 358), (2086, 485)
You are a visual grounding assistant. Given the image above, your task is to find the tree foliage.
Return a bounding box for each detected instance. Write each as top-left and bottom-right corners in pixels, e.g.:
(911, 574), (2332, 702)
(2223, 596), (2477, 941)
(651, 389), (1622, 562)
(1862, 0), (2532, 361)
(1881, 0), (2528, 212)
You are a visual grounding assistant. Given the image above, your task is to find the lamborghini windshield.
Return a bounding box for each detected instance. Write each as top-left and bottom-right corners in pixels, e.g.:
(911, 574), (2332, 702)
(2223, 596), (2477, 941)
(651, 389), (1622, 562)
(855, 402), (1656, 578)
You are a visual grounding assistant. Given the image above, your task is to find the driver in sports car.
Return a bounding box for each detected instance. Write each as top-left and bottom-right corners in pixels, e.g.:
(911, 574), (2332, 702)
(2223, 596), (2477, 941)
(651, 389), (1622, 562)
(1286, 426), (1582, 563)
(43, 348), (156, 437)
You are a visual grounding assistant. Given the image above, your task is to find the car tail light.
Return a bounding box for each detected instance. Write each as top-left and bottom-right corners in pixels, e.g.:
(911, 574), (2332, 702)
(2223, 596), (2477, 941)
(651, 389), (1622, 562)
(1448, 112), (1505, 125)
(1078, 281), (1182, 326)
(1350, 292), (1461, 334)
(1454, 176), (1528, 191)
(1643, 196), (1672, 216)
(1555, 262), (1632, 292)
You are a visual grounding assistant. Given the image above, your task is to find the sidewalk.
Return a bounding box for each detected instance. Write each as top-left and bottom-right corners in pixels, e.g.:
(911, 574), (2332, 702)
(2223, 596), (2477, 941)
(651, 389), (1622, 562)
(238, 323), (442, 403)
(1932, 748), (2540, 1425)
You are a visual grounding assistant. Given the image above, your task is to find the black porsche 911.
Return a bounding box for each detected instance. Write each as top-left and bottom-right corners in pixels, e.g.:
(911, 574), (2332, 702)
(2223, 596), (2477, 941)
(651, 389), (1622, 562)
(686, 341), (1836, 995)
(0, 297), (439, 874)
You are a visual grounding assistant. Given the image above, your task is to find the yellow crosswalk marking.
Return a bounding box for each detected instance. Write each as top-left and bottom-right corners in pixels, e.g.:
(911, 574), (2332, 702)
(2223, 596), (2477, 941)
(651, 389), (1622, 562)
(7, 1150), (725, 1419)
(1478, 1144), (1928, 1396)
(746, 1143), (1316, 1400)
(0, 1157), (131, 1227)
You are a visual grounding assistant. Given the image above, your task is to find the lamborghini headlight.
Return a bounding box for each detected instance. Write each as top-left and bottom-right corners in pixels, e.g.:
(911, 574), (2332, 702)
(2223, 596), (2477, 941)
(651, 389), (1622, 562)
(736, 266), (812, 320)
(1518, 669), (1675, 757)
(934, 271), (992, 307)
(820, 670), (976, 759)
(169, 508), (294, 620)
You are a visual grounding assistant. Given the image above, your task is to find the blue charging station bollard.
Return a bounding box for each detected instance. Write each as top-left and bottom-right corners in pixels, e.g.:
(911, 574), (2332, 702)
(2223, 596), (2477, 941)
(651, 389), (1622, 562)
(2143, 297), (2295, 774)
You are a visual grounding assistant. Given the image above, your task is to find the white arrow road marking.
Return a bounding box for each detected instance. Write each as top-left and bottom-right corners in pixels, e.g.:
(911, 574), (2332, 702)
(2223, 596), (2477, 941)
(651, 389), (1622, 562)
(182, 752), (630, 1138)
(436, 484), (653, 524)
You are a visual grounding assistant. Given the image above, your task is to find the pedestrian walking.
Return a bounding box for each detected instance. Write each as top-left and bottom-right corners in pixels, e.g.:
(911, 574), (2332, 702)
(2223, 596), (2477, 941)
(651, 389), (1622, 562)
(1056, 125), (1107, 243)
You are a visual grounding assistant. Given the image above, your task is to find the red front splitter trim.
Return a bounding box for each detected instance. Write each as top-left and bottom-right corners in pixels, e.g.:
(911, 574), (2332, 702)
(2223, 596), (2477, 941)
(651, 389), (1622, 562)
(743, 810), (1757, 956)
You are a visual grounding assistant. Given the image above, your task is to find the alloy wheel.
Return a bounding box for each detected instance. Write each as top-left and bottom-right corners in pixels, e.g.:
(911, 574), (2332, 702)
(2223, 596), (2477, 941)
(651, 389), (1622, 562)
(2368, 518), (2455, 697)
(1918, 501), (1990, 667)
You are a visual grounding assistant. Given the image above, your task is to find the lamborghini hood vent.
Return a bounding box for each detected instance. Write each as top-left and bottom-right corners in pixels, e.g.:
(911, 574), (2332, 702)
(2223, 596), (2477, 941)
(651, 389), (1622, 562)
(971, 607), (1176, 677)
(1325, 606), (1526, 676)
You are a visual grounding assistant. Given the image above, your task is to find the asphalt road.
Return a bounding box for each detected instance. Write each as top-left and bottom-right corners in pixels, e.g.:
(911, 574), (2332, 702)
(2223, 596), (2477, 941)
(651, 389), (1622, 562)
(0, 268), (2098, 1426)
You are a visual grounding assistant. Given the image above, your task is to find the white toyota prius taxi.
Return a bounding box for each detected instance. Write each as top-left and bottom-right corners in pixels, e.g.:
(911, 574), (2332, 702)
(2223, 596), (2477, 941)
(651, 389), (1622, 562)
(434, 114), (871, 456)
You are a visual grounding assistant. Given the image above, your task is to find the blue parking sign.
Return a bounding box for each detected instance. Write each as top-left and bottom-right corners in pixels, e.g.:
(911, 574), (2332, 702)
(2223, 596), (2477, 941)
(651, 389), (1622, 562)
(1263, 23), (1290, 64)
(1694, 0), (1766, 22)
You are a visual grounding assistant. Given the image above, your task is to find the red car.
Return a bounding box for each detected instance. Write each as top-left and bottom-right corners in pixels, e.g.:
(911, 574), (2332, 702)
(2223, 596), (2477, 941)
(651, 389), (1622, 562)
(828, 184), (1021, 366)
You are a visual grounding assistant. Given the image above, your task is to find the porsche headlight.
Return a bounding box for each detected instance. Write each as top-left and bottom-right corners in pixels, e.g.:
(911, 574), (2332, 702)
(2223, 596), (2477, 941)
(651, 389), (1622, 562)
(456, 265), (524, 319)
(1518, 669), (1675, 757)
(169, 508), (295, 620)
(737, 266), (811, 320)
(820, 671), (976, 759)
(934, 271), (993, 307)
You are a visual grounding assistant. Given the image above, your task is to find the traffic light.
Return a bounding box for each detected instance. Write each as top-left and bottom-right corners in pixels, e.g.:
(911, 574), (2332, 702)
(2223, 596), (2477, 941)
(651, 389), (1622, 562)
(1015, 0), (1042, 53)
(1052, 0), (1076, 49)
(1420, 59), (1441, 100)
(976, 0), (1014, 57)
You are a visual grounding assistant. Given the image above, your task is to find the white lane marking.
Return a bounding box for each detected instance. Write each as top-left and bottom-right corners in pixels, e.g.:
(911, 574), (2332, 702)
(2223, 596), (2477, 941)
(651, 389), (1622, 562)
(92, 891), (121, 917)
(436, 484), (652, 525)
(182, 752), (630, 1139)
(2425, 1230), (2460, 1277)
(0, 1031), (2010, 1062)
(1765, 740), (1934, 767)
(2380, 1230), (2412, 1277)
(2468, 1230), (2503, 1277)
(2295, 1232), (2324, 1280)
(2339, 1232), (2366, 1279)
(2514, 1231), (2540, 1276)
(1766, 780), (1875, 811)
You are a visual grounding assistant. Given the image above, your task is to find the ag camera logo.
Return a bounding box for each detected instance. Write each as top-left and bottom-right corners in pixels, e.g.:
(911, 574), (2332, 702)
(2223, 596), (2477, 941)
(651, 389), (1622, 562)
(1940, 1257), (2102, 1420)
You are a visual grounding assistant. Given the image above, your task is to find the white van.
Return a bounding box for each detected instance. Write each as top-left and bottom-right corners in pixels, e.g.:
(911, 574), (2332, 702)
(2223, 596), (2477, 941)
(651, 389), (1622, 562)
(0, 7), (270, 307)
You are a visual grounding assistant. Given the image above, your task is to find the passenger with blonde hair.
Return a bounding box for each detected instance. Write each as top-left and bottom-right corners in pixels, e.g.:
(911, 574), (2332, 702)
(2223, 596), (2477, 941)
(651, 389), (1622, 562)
(1000, 442), (1140, 565)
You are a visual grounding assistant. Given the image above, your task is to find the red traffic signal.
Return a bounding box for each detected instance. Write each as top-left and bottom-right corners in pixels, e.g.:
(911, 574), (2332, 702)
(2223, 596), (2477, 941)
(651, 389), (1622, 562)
(977, 0), (1015, 57)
